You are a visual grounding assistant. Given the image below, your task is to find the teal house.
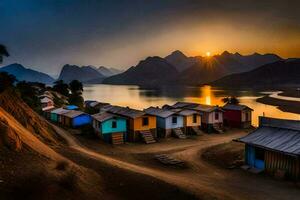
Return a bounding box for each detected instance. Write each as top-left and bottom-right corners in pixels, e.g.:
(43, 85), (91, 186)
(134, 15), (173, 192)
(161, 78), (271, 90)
(92, 112), (127, 144)
(50, 108), (70, 123)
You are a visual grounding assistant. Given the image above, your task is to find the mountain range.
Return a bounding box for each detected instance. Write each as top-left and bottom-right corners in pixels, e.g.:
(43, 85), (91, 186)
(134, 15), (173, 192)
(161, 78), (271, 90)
(0, 63), (55, 84)
(103, 50), (282, 86)
(1, 50), (292, 87)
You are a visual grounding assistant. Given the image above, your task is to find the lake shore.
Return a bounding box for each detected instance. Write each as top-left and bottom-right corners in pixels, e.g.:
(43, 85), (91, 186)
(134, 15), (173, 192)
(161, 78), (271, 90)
(256, 96), (300, 115)
(278, 90), (300, 98)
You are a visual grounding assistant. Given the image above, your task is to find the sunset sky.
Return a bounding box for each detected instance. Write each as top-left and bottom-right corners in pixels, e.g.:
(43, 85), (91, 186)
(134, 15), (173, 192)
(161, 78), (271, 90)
(1, 0), (300, 76)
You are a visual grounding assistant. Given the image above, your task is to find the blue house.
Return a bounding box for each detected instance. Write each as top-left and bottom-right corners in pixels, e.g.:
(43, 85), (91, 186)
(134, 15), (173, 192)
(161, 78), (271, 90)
(92, 112), (127, 144)
(61, 110), (91, 128)
(236, 117), (300, 179)
(144, 107), (185, 138)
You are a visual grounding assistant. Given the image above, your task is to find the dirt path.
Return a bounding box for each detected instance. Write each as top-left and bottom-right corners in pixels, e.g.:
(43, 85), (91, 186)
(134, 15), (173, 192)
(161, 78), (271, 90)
(51, 125), (300, 200)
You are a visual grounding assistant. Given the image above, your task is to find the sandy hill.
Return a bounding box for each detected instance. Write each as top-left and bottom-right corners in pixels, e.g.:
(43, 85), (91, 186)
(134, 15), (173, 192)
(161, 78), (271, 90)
(0, 89), (59, 145)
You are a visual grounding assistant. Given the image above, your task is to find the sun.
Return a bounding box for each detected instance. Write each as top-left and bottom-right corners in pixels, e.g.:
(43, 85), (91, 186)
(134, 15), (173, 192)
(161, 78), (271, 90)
(206, 52), (211, 57)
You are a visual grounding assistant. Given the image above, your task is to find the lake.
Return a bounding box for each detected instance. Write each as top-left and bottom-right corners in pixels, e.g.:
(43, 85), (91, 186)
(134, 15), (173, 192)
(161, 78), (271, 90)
(83, 84), (300, 126)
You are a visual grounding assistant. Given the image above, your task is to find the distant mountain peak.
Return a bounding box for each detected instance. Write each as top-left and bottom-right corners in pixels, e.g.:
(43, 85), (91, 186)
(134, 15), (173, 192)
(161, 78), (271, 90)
(169, 50), (187, 58)
(221, 51), (232, 56)
(234, 52), (242, 56)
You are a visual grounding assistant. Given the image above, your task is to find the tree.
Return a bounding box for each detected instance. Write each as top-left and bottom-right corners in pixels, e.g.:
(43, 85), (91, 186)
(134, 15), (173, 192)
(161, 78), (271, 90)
(69, 80), (83, 95)
(222, 96), (239, 105)
(16, 81), (41, 112)
(53, 80), (69, 97)
(0, 72), (16, 92)
(68, 80), (84, 109)
(0, 44), (9, 63)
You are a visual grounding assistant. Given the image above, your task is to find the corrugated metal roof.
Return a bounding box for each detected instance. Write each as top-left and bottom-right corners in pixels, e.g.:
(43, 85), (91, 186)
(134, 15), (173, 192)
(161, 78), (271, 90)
(104, 105), (146, 118)
(51, 108), (70, 115)
(62, 110), (87, 118)
(144, 107), (175, 118)
(177, 109), (199, 116)
(223, 104), (253, 111)
(92, 112), (121, 122)
(237, 117), (300, 156)
(172, 102), (223, 113)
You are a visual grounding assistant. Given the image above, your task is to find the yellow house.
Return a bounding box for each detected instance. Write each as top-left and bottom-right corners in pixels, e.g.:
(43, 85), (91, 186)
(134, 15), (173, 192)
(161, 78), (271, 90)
(167, 108), (202, 135)
(102, 106), (157, 143)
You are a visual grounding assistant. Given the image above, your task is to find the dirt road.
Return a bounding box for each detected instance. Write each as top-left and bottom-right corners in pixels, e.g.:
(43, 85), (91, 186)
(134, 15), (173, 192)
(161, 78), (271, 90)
(51, 125), (300, 200)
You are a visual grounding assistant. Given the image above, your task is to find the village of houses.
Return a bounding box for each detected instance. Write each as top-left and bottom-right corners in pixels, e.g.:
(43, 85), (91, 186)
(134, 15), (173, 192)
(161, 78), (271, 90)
(40, 91), (300, 184)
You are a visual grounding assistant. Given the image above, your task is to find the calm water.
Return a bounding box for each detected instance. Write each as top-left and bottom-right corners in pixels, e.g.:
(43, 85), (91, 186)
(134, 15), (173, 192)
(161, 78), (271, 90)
(83, 84), (300, 126)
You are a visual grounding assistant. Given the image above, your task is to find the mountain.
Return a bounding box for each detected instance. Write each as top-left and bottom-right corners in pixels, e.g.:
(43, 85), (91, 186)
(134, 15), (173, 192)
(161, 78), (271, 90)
(0, 63), (55, 84)
(176, 58), (226, 85)
(97, 66), (124, 77)
(58, 64), (105, 83)
(176, 51), (282, 85)
(212, 59), (300, 88)
(103, 56), (179, 86)
(165, 50), (198, 72)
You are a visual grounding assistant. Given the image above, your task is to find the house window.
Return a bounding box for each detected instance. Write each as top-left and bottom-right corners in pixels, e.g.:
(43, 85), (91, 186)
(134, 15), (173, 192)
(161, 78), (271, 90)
(142, 117), (149, 126)
(193, 114), (197, 123)
(172, 116), (177, 124)
(215, 112), (219, 120)
(255, 148), (265, 160)
(112, 121), (117, 128)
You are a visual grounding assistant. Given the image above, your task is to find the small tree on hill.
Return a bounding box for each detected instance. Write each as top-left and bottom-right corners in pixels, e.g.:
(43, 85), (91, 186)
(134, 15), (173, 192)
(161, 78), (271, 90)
(68, 80), (84, 109)
(222, 96), (239, 105)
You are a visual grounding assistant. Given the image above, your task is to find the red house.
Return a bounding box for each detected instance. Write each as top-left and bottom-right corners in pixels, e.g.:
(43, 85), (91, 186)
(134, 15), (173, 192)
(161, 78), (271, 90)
(222, 104), (253, 128)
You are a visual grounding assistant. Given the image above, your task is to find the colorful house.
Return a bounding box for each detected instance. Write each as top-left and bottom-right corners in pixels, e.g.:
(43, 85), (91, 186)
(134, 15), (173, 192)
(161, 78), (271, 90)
(50, 108), (70, 123)
(61, 110), (91, 128)
(175, 109), (202, 135)
(223, 104), (253, 128)
(236, 117), (300, 180)
(103, 106), (157, 143)
(144, 107), (185, 138)
(92, 112), (127, 144)
(40, 97), (54, 109)
(168, 102), (224, 133)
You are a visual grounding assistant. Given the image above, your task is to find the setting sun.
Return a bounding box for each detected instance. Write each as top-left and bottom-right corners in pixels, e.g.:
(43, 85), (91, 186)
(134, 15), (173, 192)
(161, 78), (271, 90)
(206, 52), (211, 57)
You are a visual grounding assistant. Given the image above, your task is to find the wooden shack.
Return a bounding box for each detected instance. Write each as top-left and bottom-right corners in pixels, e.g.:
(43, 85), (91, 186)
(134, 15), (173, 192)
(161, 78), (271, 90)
(144, 107), (185, 138)
(61, 110), (91, 128)
(92, 112), (127, 144)
(223, 104), (253, 128)
(103, 106), (157, 143)
(236, 117), (300, 180)
(50, 108), (70, 123)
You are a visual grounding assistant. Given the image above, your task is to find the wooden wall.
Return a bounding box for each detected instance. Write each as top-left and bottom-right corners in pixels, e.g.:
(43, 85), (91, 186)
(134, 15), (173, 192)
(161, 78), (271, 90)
(265, 150), (300, 180)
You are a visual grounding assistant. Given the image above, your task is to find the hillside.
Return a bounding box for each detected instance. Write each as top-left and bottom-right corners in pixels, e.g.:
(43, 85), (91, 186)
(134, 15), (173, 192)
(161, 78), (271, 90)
(58, 64), (105, 83)
(0, 63), (55, 84)
(212, 59), (300, 88)
(0, 89), (59, 144)
(103, 56), (179, 86)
